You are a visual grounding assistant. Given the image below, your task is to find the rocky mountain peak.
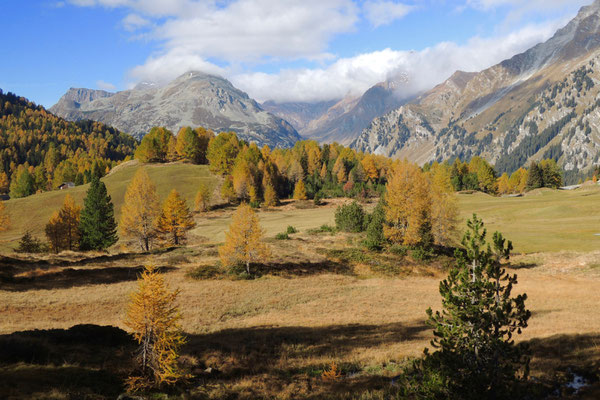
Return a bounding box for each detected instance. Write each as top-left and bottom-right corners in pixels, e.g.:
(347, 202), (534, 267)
(50, 71), (300, 147)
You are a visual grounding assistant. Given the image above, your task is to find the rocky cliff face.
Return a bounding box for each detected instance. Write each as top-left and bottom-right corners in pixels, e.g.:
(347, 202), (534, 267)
(352, 0), (600, 180)
(264, 75), (411, 145)
(50, 71), (301, 148)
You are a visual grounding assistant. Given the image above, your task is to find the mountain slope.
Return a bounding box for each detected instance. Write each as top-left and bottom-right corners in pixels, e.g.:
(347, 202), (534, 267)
(353, 0), (600, 180)
(51, 71), (301, 148)
(264, 76), (411, 145)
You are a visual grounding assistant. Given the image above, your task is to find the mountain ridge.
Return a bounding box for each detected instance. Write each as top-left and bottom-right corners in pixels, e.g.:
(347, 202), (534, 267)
(50, 71), (301, 148)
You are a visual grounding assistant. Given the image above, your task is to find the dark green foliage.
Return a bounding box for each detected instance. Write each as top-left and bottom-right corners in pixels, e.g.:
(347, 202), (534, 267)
(286, 226), (298, 234)
(411, 246), (434, 262)
(307, 224), (337, 235)
(364, 200), (386, 250)
(417, 214), (530, 399)
(313, 191), (323, 206)
(526, 162), (543, 190)
(79, 176), (118, 250)
(334, 201), (366, 233)
(275, 232), (290, 240)
(15, 231), (46, 253)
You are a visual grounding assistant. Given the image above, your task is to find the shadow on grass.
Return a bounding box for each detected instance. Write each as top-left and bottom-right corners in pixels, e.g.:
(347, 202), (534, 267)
(0, 324), (134, 399)
(254, 260), (353, 277)
(0, 265), (175, 292)
(3, 324), (600, 399)
(185, 321), (429, 380)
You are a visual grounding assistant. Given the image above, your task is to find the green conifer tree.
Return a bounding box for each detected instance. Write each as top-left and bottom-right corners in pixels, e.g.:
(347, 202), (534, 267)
(525, 162), (543, 190)
(79, 176), (118, 250)
(422, 214), (530, 399)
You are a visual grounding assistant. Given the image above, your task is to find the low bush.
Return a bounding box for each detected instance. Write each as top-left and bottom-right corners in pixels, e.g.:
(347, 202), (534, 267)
(335, 201), (367, 232)
(308, 224), (337, 235)
(286, 226), (298, 234)
(275, 232), (290, 240)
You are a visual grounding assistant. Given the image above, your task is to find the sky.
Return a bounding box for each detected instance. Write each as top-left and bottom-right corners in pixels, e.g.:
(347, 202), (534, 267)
(0, 0), (593, 107)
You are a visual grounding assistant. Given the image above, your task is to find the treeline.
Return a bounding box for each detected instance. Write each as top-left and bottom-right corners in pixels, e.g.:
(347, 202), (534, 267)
(0, 90), (137, 198)
(134, 127), (392, 205)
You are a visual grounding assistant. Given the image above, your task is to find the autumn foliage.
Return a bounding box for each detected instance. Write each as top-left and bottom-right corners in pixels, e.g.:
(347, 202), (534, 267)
(44, 194), (81, 252)
(157, 189), (196, 245)
(120, 168), (161, 251)
(124, 265), (187, 391)
(219, 203), (270, 274)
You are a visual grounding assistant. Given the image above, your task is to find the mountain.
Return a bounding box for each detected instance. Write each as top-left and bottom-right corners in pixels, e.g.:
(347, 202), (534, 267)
(353, 0), (600, 180)
(0, 89), (136, 196)
(50, 71), (301, 148)
(263, 75), (411, 145)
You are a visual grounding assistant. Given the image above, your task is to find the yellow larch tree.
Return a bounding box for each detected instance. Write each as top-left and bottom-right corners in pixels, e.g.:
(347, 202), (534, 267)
(497, 173), (510, 195)
(59, 194), (81, 251)
(120, 168), (161, 251)
(361, 154), (379, 182)
(219, 203), (270, 274)
(293, 179), (308, 200)
(0, 172), (9, 194)
(384, 160), (432, 246)
(45, 211), (63, 253)
(157, 189), (196, 246)
(263, 182), (278, 207)
(428, 164), (458, 246)
(220, 176), (237, 204)
(124, 265), (187, 391)
(194, 182), (212, 212)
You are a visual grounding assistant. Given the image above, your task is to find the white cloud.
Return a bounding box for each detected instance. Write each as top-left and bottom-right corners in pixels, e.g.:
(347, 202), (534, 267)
(122, 13), (150, 31)
(96, 80), (117, 90)
(363, 1), (414, 27)
(231, 20), (564, 103)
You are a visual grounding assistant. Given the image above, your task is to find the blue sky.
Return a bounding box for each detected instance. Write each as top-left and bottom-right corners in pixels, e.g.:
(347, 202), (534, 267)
(0, 0), (592, 107)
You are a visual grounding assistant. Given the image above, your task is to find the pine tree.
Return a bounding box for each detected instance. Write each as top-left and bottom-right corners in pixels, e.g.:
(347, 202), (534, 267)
(219, 203), (270, 274)
(124, 265), (187, 391)
(15, 231), (44, 253)
(194, 182), (212, 212)
(365, 199), (386, 250)
(157, 189), (195, 246)
(79, 176), (118, 250)
(120, 168), (160, 251)
(525, 162), (543, 190)
(423, 215), (530, 399)
(293, 179), (307, 200)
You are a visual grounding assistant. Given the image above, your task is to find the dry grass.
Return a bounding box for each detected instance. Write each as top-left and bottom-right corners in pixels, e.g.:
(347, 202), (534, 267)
(2, 228), (600, 398)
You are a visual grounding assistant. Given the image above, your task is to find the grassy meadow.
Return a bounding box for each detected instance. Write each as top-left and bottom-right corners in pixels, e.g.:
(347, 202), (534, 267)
(1, 162), (600, 398)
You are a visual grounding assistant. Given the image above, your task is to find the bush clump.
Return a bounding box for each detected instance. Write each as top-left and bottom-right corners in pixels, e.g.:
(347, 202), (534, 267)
(286, 226), (298, 234)
(275, 232), (290, 240)
(335, 201), (367, 233)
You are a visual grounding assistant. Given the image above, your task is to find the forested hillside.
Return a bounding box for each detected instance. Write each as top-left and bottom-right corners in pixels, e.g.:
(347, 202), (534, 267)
(0, 90), (137, 198)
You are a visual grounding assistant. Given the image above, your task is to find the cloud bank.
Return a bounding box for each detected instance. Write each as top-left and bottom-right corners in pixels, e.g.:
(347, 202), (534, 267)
(68, 0), (584, 103)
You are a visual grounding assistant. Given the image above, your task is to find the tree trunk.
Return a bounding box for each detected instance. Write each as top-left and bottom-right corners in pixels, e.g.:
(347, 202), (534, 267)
(246, 261), (250, 275)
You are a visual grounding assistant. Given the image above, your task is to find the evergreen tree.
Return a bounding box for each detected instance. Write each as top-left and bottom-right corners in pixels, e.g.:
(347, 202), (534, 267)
(422, 215), (530, 399)
(540, 159), (563, 189)
(15, 231), (45, 253)
(526, 162), (543, 190)
(364, 199), (386, 250)
(157, 189), (195, 246)
(79, 176), (118, 250)
(120, 168), (160, 251)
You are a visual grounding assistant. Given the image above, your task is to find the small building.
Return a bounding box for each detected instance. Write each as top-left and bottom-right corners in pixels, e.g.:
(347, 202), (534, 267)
(58, 182), (75, 190)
